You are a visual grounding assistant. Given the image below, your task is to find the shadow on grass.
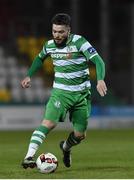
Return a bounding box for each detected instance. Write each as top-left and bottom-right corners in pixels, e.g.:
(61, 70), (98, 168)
(56, 165), (133, 174)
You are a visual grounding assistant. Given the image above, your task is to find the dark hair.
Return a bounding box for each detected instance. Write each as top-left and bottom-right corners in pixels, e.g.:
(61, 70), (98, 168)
(51, 13), (71, 26)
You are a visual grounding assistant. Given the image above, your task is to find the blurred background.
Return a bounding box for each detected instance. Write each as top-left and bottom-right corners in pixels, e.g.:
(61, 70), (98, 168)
(0, 0), (134, 130)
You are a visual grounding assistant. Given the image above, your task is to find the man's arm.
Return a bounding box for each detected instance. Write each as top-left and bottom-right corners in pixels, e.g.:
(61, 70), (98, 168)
(73, 35), (107, 96)
(27, 56), (44, 78)
(21, 43), (48, 88)
(21, 56), (44, 88)
(76, 36), (107, 96)
(90, 54), (107, 97)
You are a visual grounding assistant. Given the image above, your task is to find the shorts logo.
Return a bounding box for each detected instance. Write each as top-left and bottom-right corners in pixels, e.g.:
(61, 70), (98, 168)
(54, 101), (61, 108)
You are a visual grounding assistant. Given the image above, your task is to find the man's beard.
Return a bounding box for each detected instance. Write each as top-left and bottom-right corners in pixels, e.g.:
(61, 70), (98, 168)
(54, 37), (68, 48)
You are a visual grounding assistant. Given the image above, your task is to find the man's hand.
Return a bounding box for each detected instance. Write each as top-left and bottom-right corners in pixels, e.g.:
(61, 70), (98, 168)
(21, 76), (31, 88)
(97, 80), (107, 97)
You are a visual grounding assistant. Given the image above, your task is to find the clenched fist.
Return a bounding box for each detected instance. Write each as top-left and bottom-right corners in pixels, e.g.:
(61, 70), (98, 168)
(21, 76), (31, 88)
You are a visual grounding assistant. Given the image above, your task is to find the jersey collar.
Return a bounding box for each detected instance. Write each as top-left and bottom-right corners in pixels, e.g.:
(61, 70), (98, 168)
(66, 34), (73, 45)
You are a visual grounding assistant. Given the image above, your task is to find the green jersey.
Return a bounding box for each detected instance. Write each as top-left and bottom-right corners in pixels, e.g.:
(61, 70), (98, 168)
(27, 34), (105, 92)
(38, 34), (98, 92)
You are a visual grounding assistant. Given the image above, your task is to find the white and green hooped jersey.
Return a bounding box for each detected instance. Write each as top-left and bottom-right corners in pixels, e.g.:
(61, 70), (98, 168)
(39, 34), (98, 92)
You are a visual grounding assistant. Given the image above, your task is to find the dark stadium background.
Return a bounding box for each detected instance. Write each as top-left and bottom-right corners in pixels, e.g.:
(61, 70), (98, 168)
(1, 0), (134, 179)
(0, 0), (134, 130)
(0, 0), (134, 128)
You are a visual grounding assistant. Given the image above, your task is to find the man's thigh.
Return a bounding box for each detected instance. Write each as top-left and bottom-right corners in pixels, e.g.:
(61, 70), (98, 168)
(44, 93), (67, 123)
(70, 94), (91, 132)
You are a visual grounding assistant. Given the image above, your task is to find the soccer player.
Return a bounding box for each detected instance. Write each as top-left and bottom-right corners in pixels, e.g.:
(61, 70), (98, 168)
(21, 13), (107, 169)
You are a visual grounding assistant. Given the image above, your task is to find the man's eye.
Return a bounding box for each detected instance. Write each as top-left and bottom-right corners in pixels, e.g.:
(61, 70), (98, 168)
(53, 30), (64, 34)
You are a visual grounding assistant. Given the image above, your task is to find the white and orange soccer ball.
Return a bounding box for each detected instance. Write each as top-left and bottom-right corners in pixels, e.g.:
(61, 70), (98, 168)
(36, 152), (58, 173)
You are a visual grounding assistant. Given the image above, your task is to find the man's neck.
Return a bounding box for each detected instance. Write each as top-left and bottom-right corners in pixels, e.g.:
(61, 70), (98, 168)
(54, 34), (72, 48)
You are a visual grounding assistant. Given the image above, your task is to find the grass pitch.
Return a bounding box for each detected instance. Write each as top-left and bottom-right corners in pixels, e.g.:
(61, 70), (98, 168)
(0, 129), (134, 179)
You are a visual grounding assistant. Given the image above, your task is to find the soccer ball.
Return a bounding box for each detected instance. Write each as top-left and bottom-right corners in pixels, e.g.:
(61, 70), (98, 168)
(36, 152), (58, 173)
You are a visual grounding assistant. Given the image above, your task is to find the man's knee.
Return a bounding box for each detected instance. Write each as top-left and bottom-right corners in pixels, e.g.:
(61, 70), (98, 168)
(66, 131), (86, 147)
(41, 119), (57, 129)
(74, 131), (86, 140)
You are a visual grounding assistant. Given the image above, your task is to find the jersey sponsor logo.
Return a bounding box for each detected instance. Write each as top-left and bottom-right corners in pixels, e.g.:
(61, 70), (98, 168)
(51, 53), (72, 59)
(51, 53), (67, 59)
(87, 47), (96, 54)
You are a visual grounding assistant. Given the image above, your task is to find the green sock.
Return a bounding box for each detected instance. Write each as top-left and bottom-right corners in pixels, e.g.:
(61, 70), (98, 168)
(30, 125), (50, 145)
(36, 125), (50, 135)
(63, 132), (81, 151)
(25, 125), (50, 158)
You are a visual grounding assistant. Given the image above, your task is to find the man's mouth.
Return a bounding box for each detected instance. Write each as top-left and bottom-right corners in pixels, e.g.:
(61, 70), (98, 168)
(55, 39), (62, 44)
(55, 39), (61, 41)
(54, 37), (67, 47)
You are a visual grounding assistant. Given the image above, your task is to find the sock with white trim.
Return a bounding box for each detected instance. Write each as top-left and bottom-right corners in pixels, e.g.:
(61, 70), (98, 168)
(63, 132), (81, 151)
(25, 125), (49, 159)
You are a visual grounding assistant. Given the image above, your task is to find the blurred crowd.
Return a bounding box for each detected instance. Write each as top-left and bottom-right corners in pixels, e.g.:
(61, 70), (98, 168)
(0, 0), (133, 105)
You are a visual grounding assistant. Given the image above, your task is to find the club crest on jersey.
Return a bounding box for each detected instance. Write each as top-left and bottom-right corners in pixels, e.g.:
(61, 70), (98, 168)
(67, 45), (77, 52)
(88, 47), (96, 54)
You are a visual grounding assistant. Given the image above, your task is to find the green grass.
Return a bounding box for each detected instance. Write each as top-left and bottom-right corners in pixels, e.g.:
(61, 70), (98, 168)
(1, 129), (134, 178)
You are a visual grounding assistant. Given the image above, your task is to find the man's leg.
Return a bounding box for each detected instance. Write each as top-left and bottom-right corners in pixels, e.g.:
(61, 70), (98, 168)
(22, 120), (56, 169)
(60, 131), (85, 167)
(22, 90), (66, 169)
(60, 96), (90, 168)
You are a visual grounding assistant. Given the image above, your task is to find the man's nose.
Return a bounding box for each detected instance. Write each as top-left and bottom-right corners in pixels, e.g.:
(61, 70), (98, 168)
(55, 33), (60, 38)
